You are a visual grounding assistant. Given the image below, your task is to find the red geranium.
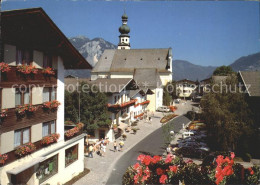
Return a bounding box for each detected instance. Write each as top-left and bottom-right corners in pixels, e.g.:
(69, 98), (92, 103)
(0, 62), (11, 72)
(169, 165), (178, 173)
(156, 168), (164, 175)
(42, 67), (55, 75)
(165, 154), (174, 163)
(152, 155), (162, 164)
(159, 174), (168, 184)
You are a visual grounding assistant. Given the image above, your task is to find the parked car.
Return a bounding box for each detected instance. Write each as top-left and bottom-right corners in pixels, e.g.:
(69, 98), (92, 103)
(156, 106), (170, 112)
(182, 131), (195, 139)
(178, 143), (210, 152)
(176, 146), (208, 159)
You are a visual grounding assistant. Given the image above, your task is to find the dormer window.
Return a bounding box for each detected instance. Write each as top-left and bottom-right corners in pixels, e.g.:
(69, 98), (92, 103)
(16, 47), (32, 65)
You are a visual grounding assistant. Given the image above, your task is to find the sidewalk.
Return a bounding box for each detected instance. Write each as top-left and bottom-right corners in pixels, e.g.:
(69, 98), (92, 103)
(73, 112), (163, 185)
(73, 102), (193, 185)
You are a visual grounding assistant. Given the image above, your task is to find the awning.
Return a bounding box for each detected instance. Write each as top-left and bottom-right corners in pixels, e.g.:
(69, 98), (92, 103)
(7, 157), (46, 175)
(118, 122), (128, 131)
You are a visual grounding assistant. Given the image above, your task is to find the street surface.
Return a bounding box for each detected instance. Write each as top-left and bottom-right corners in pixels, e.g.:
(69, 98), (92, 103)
(106, 115), (190, 185)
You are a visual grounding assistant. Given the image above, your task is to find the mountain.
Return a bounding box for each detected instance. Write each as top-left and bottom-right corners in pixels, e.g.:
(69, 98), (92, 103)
(69, 36), (117, 67)
(172, 60), (217, 81)
(229, 52), (260, 72)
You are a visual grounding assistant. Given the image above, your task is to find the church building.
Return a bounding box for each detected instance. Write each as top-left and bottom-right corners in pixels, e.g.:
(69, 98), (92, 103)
(91, 12), (173, 111)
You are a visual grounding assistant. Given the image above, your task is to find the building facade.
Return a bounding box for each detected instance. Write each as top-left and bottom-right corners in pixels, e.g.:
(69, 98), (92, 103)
(0, 8), (91, 185)
(91, 13), (173, 112)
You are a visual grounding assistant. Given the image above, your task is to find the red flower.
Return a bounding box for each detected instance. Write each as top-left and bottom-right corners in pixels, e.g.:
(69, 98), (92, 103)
(152, 155), (162, 164)
(133, 163), (140, 170)
(134, 174), (139, 184)
(137, 154), (145, 162)
(156, 168), (164, 175)
(248, 167), (254, 175)
(169, 165), (178, 173)
(159, 174), (168, 184)
(230, 152), (235, 159)
(165, 154), (174, 163)
(143, 155), (152, 166)
(0, 62), (11, 72)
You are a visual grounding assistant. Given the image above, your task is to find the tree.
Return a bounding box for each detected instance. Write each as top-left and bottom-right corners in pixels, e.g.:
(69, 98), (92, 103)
(201, 75), (253, 153)
(213, 65), (234, 76)
(65, 82), (112, 130)
(163, 81), (179, 106)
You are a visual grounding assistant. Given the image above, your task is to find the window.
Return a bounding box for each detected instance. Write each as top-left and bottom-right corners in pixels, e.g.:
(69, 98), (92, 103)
(42, 120), (56, 137)
(14, 127), (31, 147)
(42, 87), (56, 102)
(16, 48), (32, 65)
(65, 144), (78, 167)
(37, 154), (58, 184)
(43, 53), (53, 68)
(15, 88), (30, 106)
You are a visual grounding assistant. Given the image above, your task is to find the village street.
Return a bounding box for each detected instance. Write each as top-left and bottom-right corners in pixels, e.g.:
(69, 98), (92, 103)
(73, 101), (194, 185)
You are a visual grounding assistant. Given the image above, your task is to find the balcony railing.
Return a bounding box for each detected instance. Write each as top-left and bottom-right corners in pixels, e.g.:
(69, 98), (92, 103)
(107, 99), (137, 109)
(134, 100), (150, 107)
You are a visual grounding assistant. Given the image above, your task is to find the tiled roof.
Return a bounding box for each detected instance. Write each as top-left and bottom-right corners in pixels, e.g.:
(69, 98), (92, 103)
(92, 48), (171, 73)
(133, 68), (162, 88)
(239, 71), (260, 97)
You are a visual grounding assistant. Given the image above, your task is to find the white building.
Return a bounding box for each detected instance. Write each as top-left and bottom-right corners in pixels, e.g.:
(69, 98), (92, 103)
(0, 8), (92, 185)
(91, 12), (173, 112)
(176, 79), (197, 99)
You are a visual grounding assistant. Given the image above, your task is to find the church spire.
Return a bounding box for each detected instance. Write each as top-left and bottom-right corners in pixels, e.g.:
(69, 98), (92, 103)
(118, 12), (130, 49)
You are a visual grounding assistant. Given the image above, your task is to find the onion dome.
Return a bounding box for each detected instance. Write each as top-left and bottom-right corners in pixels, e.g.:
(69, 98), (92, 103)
(119, 24), (130, 34)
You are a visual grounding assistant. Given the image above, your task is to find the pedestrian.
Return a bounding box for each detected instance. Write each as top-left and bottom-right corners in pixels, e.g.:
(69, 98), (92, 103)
(89, 144), (93, 158)
(113, 141), (117, 152)
(101, 143), (106, 157)
(166, 145), (172, 154)
(119, 141), (124, 151)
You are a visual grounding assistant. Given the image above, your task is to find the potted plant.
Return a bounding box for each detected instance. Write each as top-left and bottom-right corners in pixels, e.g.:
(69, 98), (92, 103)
(42, 67), (55, 75)
(16, 105), (27, 118)
(41, 133), (60, 146)
(0, 62), (11, 73)
(122, 133), (127, 140)
(0, 109), (8, 120)
(42, 100), (61, 111)
(16, 64), (38, 75)
(132, 127), (139, 135)
(24, 104), (37, 115)
(0, 153), (8, 165)
(15, 142), (36, 157)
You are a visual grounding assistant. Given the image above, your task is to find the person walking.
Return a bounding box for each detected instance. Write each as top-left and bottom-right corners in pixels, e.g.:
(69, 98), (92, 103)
(113, 141), (117, 152)
(89, 144), (93, 158)
(101, 143), (106, 157)
(119, 141), (124, 152)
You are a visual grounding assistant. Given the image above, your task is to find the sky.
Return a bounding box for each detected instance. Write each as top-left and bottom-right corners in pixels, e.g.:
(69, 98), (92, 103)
(1, 0), (260, 67)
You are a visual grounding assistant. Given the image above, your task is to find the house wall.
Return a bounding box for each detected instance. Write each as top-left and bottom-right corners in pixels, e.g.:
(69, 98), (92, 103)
(155, 88), (163, 109)
(32, 50), (43, 68)
(159, 72), (172, 86)
(56, 56), (65, 142)
(1, 88), (15, 109)
(31, 123), (43, 143)
(110, 72), (133, 79)
(0, 131), (14, 154)
(32, 87), (43, 105)
(0, 137), (85, 185)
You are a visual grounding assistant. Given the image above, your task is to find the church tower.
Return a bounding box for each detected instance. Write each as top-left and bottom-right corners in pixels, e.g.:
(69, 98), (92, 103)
(118, 12), (130, 49)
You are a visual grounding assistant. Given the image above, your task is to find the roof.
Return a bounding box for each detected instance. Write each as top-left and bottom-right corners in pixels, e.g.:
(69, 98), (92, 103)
(239, 71), (260, 97)
(92, 48), (171, 73)
(133, 68), (162, 88)
(91, 78), (137, 93)
(2, 8), (92, 69)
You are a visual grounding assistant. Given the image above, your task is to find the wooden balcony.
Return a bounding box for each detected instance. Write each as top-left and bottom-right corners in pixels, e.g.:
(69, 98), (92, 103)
(0, 66), (57, 88)
(0, 104), (57, 133)
(107, 99), (137, 110)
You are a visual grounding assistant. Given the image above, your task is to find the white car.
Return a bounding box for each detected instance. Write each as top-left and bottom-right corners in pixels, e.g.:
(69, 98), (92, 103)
(156, 106), (170, 112)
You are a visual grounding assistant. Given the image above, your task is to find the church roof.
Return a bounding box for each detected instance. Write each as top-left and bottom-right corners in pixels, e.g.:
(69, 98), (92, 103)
(92, 48), (171, 73)
(239, 71), (260, 97)
(133, 68), (162, 88)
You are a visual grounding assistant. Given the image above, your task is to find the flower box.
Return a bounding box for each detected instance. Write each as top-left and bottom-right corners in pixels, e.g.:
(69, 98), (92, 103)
(42, 100), (61, 111)
(42, 67), (55, 75)
(0, 62), (11, 73)
(41, 133), (60, 146)
(16, 64), (38, 75)
(65, 123), (84, 138)
(15, 142), (36, 157)
(16, 104), (37, 117)
(0, 109), (8, 119)
(0, 154), (8, 165)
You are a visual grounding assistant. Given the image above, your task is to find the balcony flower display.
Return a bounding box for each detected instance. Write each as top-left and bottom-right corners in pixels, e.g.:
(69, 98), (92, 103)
(42, 100), (61, 111)
(42, 67), (55, 75)
(41, 133), (60, 146)
(107, 99), (137, 109)
(17, 64), (38, 75)
(0, 109), (8, 119)
(15, 142), (36, 157)
(16, 105), (27, 117)
(140, 100), (150, 105)
(123, 152), (260, 185)
(0, 62), (11, 73)
(25, 104), (37, 114)
(65, 123), (84, 138)
(0, 154), (8, 165)
(134, 112), (144, 119)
